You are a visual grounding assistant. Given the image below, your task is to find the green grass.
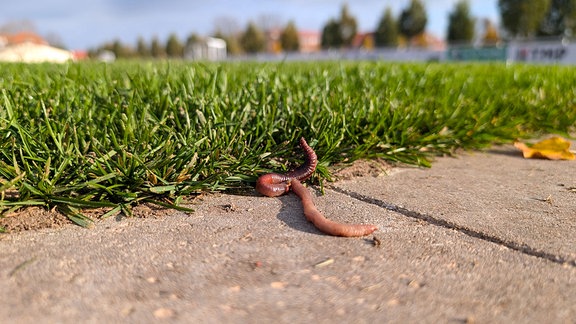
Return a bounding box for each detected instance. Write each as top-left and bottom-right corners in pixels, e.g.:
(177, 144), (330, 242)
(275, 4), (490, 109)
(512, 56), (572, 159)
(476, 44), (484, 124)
(0, 61), (575, 227)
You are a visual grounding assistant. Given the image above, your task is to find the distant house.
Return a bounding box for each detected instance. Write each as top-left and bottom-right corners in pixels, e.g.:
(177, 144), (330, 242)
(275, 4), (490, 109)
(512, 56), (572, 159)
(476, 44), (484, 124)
(0, 31), (48, 48)
(407, 32), (446, 51)
(351, 31), (445, 51)
(96, 50), (115, 62)
(185, 37), (227, 61)
(0, 42), (74, 63)
(352, 32), (375, 50)
(263, 29), (321, 54)
(71, 50), (88, 60)
(298, 30), (321, 53)
(266, 29), (282, 53)
(0, 31), (73, 63)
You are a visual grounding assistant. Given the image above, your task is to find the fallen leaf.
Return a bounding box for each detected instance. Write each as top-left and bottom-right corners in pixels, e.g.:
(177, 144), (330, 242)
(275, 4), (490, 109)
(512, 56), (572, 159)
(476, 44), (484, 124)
(514, 136), (575, 160)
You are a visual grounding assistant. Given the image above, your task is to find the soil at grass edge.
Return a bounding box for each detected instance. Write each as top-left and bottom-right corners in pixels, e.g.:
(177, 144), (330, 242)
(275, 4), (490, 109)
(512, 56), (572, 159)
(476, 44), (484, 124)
(0, 159), (393, 233)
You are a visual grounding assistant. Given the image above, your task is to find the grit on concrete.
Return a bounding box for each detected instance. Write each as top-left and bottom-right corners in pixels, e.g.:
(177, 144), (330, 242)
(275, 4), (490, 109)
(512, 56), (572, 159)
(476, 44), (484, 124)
(1, 143), (575, 323)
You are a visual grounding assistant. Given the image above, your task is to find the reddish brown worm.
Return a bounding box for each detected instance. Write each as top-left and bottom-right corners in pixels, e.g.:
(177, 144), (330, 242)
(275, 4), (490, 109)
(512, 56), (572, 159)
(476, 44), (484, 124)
(290, 179), (378, 237)
(256, 137), (377, 237)
(255, 137), (317, 197)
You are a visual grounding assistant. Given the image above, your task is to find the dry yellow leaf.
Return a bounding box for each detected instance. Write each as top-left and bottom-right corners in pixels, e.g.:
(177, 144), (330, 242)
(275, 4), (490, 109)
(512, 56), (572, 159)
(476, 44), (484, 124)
(514, 136), (575, 160)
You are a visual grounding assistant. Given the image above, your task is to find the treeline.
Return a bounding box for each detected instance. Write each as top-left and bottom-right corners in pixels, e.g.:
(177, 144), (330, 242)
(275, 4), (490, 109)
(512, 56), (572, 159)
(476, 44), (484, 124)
(88, 21), (301, 59)
(500, 0), (576, 38)
(90, 0), (576, 59)
(88, 33), (203, 59)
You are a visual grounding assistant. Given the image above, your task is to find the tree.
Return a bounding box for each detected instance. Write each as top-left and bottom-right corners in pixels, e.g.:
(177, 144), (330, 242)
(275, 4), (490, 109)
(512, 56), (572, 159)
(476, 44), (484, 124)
(0, 20), (36, 34)
(212, 17), (242, 55)
(398, 0), (428, 42)
(339, 4), (358, 47)
(447, 0), (475, 44)
(538, 0), (576, 36)
(110, 39), (134, 58)
(213, 16), (241, 36)
(136, 36), (150, 57)
(374, 7), (399, 47)
(280, 21), (300, 52)
(482, 19), (501, 46)
(498, 0), (551, 38)
(240, 21), (265, 53)
(213, 30), (242, 55)
(166, 33), (184, 58)
(320, 3), (358, 49)
(44, 32), (66, 49)
(256, 14), (283, 33)
(186, 33), (202, 49)
(321, 19), (342, 49)
(150, 36), (165, 58)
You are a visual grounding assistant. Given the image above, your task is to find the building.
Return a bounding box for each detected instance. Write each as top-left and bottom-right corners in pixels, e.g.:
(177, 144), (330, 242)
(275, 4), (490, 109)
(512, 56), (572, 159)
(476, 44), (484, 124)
(0, 42), (74, 63)
(0, 31), (74, 63)
(297, 30), (321, 53)
(265, 29), (282, 53)
(0, 31), (47, 48)
(262, 29), (320, 54)
(185, 37), (227, 61)
(352, 32), (375, 50)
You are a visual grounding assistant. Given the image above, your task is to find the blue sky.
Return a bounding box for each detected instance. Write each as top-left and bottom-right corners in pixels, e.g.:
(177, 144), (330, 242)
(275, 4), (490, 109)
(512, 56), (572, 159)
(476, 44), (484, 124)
(1, 0), (499, 50)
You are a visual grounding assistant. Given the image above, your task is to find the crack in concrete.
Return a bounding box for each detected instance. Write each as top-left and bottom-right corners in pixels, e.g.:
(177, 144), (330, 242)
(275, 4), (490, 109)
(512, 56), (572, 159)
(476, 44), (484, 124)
(330, 185), (576, 268)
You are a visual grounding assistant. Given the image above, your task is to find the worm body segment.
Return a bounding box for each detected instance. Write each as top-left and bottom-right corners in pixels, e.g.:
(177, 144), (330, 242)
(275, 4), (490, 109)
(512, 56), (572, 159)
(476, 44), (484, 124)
(255, 137), (377, 237)
(286, 137), (318, 181)
(290, 179), (378, 237)
(255, 173), (291, 197)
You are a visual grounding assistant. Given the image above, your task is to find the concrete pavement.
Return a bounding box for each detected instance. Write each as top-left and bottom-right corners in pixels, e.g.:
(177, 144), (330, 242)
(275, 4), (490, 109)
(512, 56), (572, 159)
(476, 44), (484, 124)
(0, 143), (575, 323)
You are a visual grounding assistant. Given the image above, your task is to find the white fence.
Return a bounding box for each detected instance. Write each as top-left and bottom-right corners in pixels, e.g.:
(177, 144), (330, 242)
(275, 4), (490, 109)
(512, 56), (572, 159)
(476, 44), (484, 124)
(506, 40), (576, 64)
(233, 48), (445, 63)
(233, 39), (576, 65)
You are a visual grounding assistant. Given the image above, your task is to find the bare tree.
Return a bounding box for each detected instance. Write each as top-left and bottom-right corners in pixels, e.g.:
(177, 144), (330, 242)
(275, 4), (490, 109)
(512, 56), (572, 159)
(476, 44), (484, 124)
(0, 20), (37, 34)
(256, 13), (284, 32)
(213, 16), (243, 55)
(213, 16), (241, 37)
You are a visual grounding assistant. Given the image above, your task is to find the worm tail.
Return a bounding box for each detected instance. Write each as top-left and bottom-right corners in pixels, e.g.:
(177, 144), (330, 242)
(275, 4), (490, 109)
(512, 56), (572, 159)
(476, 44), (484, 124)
(291, 179), (377, 237)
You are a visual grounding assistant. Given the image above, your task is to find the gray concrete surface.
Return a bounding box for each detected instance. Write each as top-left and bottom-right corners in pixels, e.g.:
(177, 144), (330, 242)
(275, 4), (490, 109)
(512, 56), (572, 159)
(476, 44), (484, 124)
(1, 144), (575, 323)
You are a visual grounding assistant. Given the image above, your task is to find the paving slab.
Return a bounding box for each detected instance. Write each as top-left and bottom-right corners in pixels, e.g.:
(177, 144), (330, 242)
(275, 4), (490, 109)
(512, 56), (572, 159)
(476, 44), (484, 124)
(336, 143), (576, 265)
(1, 144), (576, 323)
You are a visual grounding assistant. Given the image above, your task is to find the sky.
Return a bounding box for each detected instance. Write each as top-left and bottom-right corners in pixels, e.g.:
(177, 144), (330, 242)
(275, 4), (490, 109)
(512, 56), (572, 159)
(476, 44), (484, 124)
(1, 0), (500, 50)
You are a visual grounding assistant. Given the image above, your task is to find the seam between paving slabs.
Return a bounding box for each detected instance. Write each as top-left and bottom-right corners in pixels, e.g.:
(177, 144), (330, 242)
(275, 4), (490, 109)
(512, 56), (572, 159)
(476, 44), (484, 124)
(329, 185), (576, 268)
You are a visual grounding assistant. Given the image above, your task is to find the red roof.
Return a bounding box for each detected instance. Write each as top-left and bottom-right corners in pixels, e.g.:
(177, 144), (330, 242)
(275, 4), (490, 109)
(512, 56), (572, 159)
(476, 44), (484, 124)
(1, 32), (47, 45)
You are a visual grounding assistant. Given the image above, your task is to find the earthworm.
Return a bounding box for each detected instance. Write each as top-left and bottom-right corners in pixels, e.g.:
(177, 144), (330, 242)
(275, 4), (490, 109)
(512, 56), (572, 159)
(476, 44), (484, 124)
(290, 179), (378, 237)
(255, 173), (292, 197)
(286, 137), (317, 181)
(256, 137), (377, 237)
